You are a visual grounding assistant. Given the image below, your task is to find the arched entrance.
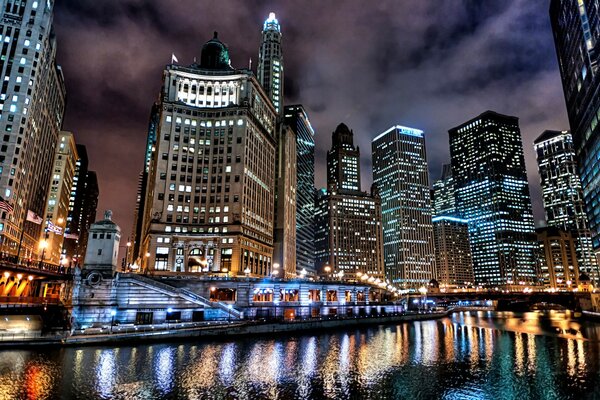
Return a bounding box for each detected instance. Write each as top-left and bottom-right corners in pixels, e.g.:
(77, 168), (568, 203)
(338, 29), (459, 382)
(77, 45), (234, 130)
(188, 248), (208, 273)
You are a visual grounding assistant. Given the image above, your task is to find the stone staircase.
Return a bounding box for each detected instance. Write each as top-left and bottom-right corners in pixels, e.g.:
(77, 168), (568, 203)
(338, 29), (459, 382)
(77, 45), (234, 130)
(120, 273), (243, 319)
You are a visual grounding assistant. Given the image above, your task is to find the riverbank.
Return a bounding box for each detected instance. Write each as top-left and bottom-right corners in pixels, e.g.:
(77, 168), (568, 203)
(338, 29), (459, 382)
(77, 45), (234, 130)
(0, 311), (448, 348)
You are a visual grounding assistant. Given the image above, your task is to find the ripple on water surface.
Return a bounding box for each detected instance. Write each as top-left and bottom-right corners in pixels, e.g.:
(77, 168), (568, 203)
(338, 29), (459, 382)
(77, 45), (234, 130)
(0, 311), (599, 400)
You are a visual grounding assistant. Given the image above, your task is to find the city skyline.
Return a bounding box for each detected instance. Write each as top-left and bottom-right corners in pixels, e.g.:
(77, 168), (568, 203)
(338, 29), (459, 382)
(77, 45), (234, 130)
(52, 1), (569, 239)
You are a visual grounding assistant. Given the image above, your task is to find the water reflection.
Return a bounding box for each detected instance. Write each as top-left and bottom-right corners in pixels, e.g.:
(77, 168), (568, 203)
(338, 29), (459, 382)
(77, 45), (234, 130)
(0, 312), (599, 399)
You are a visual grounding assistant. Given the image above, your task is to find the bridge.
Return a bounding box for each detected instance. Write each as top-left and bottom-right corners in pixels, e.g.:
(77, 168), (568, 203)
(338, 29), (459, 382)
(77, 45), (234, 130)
(424, 290), (585, 311)
(0, 256), (72, 308)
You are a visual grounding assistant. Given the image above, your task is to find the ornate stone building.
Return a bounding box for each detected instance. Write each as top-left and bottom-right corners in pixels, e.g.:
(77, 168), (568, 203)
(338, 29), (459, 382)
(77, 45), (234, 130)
(139, 33), (278, 277)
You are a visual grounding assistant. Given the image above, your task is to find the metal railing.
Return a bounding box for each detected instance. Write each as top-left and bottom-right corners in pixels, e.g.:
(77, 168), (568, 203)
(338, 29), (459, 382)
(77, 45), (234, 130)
(0, 254), (71, 276)
(0, 296), (60, 305)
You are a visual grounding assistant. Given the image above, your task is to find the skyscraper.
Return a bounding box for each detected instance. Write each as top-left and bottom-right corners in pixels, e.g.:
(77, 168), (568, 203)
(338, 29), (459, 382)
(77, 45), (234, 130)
(449, 111), (537, 287)
(79, 170), (98, 264)
(41, 131), (77, 264)
(534, 129), (598, 281)
(257, 13), (283, 114)
(432, 215), (474, 289)
(139, 32), (278, 276)
(285, 104), (316, 276)
(315, 123), (384, 280)
(327, 123), (360, 193)
(550, 0), (600, 248)
(372, 125), (436, 287)
(63, 144), (88, 262)
(432, 164), (456, 217)
(0, 1), (66, 258)
(131, 103), (159, 264)
(257, 12), (296, 278)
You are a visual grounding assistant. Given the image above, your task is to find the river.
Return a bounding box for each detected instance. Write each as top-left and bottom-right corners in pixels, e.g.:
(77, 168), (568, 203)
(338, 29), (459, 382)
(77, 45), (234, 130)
(1, 311), (599, 399)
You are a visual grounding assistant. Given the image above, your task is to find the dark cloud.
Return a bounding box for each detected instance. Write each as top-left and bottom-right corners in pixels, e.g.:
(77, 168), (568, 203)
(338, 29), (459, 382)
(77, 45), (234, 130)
(54, 0), (567, 235)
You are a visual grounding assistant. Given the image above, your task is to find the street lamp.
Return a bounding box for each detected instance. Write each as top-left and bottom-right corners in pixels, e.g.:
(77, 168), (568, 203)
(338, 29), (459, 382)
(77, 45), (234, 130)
(324, 265), (331, 279)
(418, 286), (428, 312)
(125, 240), (132, 271)
(244, 267), (251, 277)
(300, 268), (307, 279)
(39, 239), (48, 264)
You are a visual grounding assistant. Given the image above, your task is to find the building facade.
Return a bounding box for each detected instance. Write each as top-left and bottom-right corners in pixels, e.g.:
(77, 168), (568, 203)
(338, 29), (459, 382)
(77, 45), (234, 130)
(63, 144), (90, 264)
(534, 129), (598, 282)
(40, 131), (77, 265)
(285, 105), (316, 276)
(273, 125), (297, 278)
(315, 123), (384, 281)
(550, 0), (600, 250)
(536, 227), (580, 290)
(449, 111), (537, 287)
(0, 0), (66, 259)
(372, 125), (436, 287)
(79, 170), (98, 264)
(432, 163), (457, 217)
(432, 216), (473, 289)
(139, 33), (278, 277)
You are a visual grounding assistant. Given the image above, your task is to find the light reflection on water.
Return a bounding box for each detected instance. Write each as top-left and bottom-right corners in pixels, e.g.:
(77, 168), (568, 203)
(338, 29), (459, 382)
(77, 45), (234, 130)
(0, 311), (599, 399)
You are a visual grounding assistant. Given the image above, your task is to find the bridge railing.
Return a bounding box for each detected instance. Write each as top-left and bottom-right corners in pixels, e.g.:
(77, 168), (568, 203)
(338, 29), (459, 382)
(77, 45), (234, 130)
(0, 296), (61, 306)
(0, 254), (72, 276)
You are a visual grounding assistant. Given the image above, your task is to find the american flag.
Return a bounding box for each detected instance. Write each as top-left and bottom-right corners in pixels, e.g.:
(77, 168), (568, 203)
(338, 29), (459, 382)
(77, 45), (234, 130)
(0, 198), (13, 214)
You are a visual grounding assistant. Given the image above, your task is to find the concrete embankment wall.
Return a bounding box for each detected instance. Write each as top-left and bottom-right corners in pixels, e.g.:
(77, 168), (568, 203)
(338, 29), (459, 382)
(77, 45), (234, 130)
(63, 312), (447, 346)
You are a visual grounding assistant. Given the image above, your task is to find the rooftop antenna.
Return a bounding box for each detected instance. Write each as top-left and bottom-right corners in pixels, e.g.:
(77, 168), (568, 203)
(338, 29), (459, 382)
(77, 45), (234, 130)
(249, 57), (252, 70)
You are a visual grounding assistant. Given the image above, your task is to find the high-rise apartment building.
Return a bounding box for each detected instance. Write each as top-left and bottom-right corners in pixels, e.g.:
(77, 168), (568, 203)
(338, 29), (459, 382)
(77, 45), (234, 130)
(449, 111), (537, 287)
(534, 129), (598, 282)
(139, 32), (278, 276)
(315, 123), (384, 280)
(41, 131), (77, 264)
(372, 125), (436, 287)
(550, 0), (600, 250)
(0, 1), (66, 258)
(284, 104), (316, 276)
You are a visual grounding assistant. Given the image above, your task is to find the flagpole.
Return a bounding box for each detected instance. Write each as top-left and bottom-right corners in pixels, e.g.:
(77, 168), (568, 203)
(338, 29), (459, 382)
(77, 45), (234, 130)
(16, 219), (25, 262)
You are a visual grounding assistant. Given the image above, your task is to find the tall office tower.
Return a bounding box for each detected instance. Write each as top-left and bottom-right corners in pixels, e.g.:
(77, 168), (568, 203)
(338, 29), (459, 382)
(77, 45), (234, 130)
(449, 111), (537, 287)
(372, 125), (437, 287)
(257, 12), (283, 114)
(315, 123), (384, 280)
(550, 0), (600, 254)
(432, 216), (474, 289)
(432, 164), (457, 216)
(140, 33), (277, 276)
(131, 103), (159, 263)
(63, 144), (88, 262)
(327, 123), (360, 193)
(536, 227), (580, 290)
(534, 130), (598, 282)
(41, 131), (77, 264)
(0, 1), (66, 258)
(257, 13), (296, 277)
(79, 170), (98, 264)
(284, 105), (316, 275)
(273, 125), (297, 278)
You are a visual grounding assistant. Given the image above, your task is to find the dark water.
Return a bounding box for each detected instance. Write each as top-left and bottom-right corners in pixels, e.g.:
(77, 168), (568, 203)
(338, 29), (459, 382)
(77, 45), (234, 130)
(1, 311), (600, 400)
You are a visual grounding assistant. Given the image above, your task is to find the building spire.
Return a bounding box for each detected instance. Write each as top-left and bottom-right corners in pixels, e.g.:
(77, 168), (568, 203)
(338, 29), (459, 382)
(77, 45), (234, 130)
(258, 12), (283, 114)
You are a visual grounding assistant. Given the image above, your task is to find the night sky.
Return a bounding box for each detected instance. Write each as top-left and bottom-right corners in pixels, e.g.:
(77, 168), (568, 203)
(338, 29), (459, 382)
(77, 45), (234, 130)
(53, 0), (568, 239)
